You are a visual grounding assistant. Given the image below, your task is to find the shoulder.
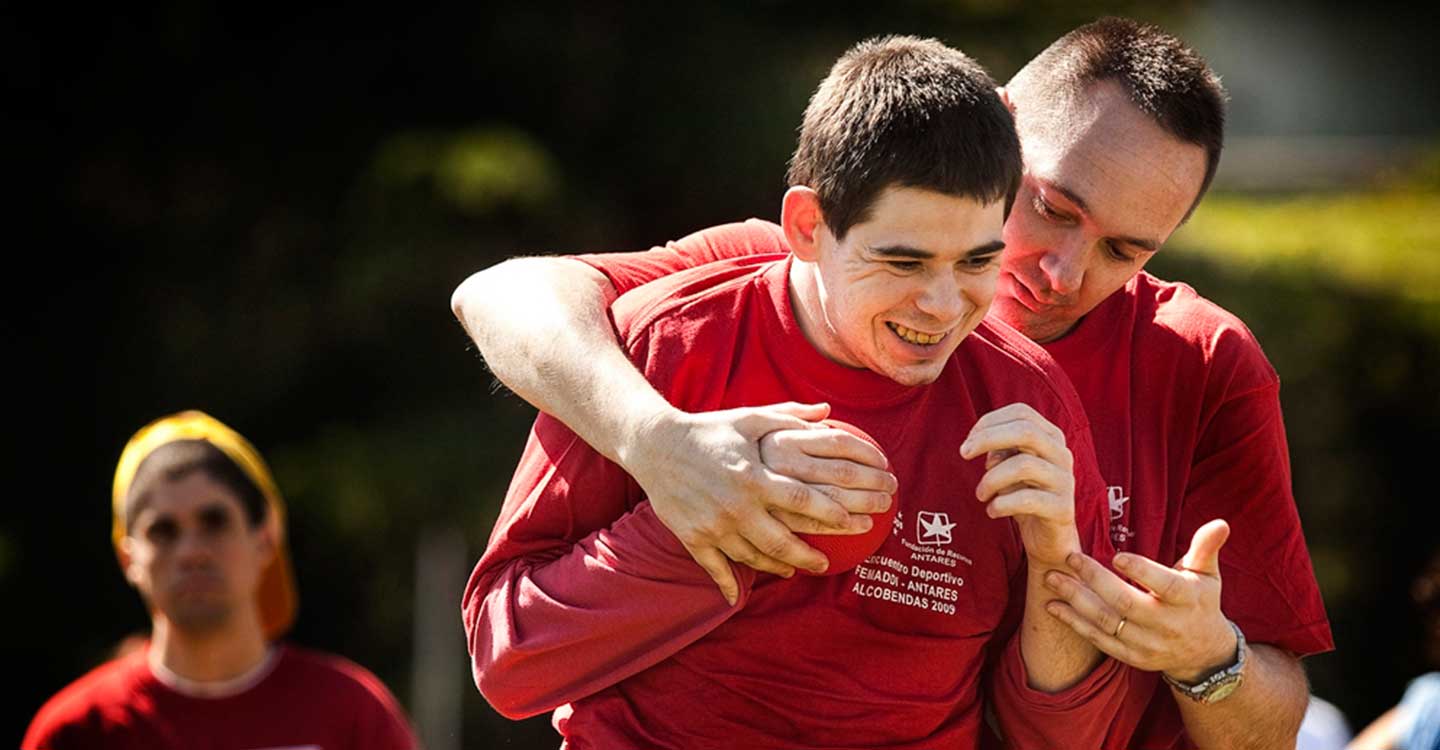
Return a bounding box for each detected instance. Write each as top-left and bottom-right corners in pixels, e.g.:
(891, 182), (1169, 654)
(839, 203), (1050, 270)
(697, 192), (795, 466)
(967, 316), (1074, 391)
(271, 646), (416, 747)
(611, 255), (779, 344)
(960, 317), (1089, 430)
(274, 645), (403, 708)
(1132, 271), (1278, 390)
(675, 219), (788, 256)
(576, 219), (787, 295)
(1138, 272), (1257, 349)
(24, 652), (147, 747)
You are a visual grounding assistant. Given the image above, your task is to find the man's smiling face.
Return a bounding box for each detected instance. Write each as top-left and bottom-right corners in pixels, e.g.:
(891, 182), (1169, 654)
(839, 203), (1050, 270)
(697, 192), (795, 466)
(803, 184), (1006, 386)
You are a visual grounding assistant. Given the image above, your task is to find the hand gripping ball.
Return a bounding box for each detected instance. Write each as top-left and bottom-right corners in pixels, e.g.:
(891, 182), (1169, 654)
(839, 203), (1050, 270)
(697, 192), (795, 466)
(795, 419), (898, 576)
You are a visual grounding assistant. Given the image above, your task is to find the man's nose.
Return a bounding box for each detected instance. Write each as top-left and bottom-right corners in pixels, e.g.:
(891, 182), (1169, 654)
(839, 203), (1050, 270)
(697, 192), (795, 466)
(174, 529), (214, 565)
(914, 270), (966, 322)
(1038, 240), (1086, 296)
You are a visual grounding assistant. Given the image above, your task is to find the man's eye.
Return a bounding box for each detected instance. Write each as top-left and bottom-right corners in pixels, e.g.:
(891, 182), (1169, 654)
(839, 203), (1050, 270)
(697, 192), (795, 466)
(1104, 241), (1140, 263)
(147, 520), (178, 545)
(1032, 195), (1063, 220)
(886, 261), (922, 272)
(200, 508), (233, 534)
(961, 254), (1000, 270)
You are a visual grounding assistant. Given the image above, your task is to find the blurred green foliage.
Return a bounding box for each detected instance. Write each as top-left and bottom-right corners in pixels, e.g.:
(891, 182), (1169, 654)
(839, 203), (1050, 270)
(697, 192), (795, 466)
(373, 128), (561, 217)
(1173, 189), (1440, 310)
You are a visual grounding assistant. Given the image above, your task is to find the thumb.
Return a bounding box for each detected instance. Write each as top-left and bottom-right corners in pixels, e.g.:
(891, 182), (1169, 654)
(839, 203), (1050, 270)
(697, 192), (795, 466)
(1179, 519), (1230, 576)
(743, 402), (831, 434)
(766, 401), (831, 423)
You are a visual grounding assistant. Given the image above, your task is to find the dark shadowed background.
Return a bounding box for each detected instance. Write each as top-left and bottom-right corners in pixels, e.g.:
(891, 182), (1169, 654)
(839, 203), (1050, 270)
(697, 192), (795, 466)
(7, 1), (1438, 747)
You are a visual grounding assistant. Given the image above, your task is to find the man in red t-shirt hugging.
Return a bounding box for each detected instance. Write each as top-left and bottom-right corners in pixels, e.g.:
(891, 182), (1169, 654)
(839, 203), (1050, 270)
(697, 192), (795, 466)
(454, 18), (1332, 750)
(459, 36), (1124, 749)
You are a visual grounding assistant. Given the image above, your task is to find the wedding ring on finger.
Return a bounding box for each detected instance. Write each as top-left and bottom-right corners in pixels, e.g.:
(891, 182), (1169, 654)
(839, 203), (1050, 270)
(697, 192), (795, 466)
(1114, 617), (1128, 639)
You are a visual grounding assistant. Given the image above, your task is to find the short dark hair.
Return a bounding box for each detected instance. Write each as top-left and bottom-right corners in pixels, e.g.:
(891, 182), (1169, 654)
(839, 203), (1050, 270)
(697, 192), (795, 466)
(786, 35), (1022, 240)
(1011, 17), (1228, 219)
(125, 440), (268, 529)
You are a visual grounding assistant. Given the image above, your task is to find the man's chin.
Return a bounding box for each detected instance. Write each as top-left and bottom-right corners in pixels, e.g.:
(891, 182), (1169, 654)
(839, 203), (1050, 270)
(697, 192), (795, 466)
(880, 361), (946, 387)
(166, 601), (235, 633)
(990, 297), (1055, 342)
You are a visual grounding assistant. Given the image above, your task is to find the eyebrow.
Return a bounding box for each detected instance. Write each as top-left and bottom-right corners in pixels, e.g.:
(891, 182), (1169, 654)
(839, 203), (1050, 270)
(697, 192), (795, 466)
(134, 500), (236, 528)
(869, 241), (1006, 261)
(1044, 182), (1160, 253)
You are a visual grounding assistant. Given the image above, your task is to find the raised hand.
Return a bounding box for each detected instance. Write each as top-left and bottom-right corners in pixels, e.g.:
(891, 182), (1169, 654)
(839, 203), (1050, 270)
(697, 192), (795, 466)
(1041, 519), (1239, 682)
(960, 402), (1081, 568)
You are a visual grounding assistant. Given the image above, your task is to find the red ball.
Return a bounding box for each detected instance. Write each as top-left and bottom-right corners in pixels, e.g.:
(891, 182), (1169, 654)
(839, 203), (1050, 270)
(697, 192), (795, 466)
(795, 419), (897, 576)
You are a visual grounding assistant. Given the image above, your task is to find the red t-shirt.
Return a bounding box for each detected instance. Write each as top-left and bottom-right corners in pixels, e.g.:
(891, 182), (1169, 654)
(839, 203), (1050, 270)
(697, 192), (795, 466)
(576, 219), (1335, 749)
(464, 255), (1123, 749)
(23, 643), (417, 750)
(1044, 270), (1334, 748)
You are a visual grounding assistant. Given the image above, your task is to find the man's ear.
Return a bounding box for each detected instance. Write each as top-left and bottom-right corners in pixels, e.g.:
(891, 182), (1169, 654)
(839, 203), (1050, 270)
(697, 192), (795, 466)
(118, 536), (141, 587)
(781, 186), (826, 262)
(253, 521), (278, 567)
(996, 85), (1016, 116)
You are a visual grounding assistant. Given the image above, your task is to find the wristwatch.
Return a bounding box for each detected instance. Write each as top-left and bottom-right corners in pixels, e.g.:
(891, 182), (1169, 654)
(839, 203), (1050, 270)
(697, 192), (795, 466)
(1162, 620), (1246, 704)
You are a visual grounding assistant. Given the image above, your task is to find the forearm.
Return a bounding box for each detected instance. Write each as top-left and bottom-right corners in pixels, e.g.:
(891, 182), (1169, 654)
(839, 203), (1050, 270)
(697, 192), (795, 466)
(451, 256), (674, 463)
(1174, 643), (1308, 750)
(990, 570), (1128, 750)
(1348, 706), (1402, 750)
(1019, 563), (1105, 691)
(464, 502), (750, 718)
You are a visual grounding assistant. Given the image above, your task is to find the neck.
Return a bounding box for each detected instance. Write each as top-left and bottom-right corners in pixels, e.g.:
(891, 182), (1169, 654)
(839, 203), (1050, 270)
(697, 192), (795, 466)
(787, 258), (856, 367)
(148, 609), (269, 683)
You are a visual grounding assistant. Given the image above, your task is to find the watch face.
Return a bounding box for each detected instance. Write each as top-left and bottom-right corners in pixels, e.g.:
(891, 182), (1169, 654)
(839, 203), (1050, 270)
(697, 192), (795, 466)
(1203, 678), (1241, 704)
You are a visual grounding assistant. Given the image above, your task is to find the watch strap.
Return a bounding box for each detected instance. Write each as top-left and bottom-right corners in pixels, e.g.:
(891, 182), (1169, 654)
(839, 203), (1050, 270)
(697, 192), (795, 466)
(1162, 620), (1247, 704)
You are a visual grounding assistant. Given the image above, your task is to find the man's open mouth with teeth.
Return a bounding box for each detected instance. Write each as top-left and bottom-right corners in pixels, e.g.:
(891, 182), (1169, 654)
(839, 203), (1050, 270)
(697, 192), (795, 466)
(887, 321), (948, 346)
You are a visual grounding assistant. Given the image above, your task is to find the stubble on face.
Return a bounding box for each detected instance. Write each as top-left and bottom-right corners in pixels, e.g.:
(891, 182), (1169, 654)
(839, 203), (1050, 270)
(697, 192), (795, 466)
(994, 80), (1207, 343)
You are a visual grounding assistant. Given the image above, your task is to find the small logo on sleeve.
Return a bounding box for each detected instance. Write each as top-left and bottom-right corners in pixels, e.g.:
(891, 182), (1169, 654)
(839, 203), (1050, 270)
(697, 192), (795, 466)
(1107, 485), (1134, 548)
(1107, 486), (1129, 520)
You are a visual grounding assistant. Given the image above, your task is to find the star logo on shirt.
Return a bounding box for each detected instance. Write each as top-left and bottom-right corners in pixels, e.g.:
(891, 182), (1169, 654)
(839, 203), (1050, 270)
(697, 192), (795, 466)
(1107, 485), (1130, 521)
(916, 511), (955, 546)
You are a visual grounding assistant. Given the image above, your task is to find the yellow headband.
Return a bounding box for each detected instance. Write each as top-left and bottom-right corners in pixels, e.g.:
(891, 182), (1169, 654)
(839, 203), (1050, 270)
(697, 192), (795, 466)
(112, 410), (297, 640)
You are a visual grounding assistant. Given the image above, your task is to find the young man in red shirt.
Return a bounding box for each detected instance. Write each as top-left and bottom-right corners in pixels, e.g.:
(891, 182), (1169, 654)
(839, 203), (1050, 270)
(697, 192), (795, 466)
(452, 18), (1332, 750)
(23, 411), (417, 750)
(460, 36), (1127, 749)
